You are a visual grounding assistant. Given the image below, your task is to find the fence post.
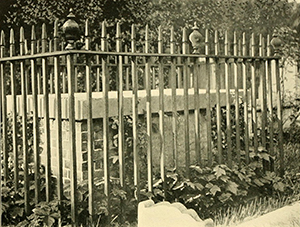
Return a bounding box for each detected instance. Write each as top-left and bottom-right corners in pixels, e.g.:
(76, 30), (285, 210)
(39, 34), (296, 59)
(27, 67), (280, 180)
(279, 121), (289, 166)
(189, 22), (202, 165)
(62, 9), (80, 226)
(270, 33), (284, 176)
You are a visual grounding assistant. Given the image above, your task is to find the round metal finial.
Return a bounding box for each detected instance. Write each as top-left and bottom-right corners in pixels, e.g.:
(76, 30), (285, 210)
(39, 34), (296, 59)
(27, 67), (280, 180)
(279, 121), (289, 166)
(270, 30), (282, 56)
(189, 22), (203, 54)
(62, 8), (80, 50)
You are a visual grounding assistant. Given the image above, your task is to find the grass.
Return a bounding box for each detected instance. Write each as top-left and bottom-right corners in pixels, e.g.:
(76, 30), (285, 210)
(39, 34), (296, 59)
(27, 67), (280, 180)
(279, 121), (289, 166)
(213, 139), (300, 227)
(214, 194), (300, 226)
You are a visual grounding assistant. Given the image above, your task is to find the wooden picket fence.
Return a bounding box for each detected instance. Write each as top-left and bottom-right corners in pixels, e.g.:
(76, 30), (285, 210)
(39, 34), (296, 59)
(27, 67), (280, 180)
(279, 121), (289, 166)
(0, 12), (284, 227)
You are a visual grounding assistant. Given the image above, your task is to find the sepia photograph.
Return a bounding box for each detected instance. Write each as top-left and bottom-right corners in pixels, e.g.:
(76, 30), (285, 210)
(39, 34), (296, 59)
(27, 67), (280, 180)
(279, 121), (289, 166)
(0, 0), (300, 226)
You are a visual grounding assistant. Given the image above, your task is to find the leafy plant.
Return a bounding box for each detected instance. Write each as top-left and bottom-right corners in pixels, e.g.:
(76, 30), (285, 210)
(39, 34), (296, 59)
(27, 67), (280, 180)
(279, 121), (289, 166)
(144, 150), (289, 220)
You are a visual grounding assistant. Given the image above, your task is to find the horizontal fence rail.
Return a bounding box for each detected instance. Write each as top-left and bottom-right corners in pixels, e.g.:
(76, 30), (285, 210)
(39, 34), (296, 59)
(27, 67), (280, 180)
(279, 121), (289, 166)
(0, 13), (284, 227)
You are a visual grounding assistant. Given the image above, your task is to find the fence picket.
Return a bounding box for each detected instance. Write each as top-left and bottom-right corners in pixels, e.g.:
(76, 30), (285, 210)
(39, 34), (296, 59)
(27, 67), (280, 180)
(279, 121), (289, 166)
(233, 31), (241, 164)
(49, 39), (54, 94)
(53, 19), (63, 227)
(251, 33), (258, 153)
(275, 59), (284, 176)
(0, 30), (8, 185)
(145, 24), (153, 192)
(215, 30), (222, 164)
(131, 24), (140, 201)
(224, 30), (232, 168)
(95, 43), (101, 92)
(66, 50), (78, 226)
(205, 29), (212, 166)
(41, 23), (51, 202)
(37, 39), (42, 94)
(125, 45), (130, 90)
(193, 58), (201, 165)
(20, 26), (30, 214)
(101, 21), (111, 221)
(170, 26), (178, 169)
(116, 22), (125, 188)
(85, 19), (95, 220)
(182, 28), (190, 178)
(10, 28), (19, 190)
(31, 25), (40, 204)
(259, 34), (267, 150)
(242, 33), (250, 164)
(266, 35), (274, 164)
(177, 44), (182, 88)
(158, 26), (166, 192)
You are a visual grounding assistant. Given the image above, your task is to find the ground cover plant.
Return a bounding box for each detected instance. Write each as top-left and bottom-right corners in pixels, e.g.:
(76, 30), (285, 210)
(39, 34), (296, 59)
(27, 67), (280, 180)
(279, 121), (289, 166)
(2, 101), (300, 226)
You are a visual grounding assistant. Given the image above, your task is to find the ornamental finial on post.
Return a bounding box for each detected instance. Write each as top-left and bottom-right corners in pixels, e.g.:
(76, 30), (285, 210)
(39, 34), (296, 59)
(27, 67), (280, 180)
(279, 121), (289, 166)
(270, 30), (282, 56)
(189, 22), (203, 54)
(62, 9), (80, 50)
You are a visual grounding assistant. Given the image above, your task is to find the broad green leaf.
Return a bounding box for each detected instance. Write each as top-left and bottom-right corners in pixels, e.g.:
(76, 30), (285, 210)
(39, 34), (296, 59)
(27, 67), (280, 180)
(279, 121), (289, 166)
(173, 182), (185, 191)
(226, 181), (238, 195)
(253, 178), (264, 187)
(259, 152), (270, 161)
(218, 193), (232, 203)
(11, 207), (24, 219)
(205, 182), (214, 189)
(213, 165), (226, 179)
(273, 182), (285, 192)
(207, 174), (216, 182)
(190, 165), (203, 174)
(44, 216), (55, 227)
(220, 175), (230, 183)
(186, 181), (196, 190)
(209, 185), (221, 196)
(194, 183), (204, 191)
